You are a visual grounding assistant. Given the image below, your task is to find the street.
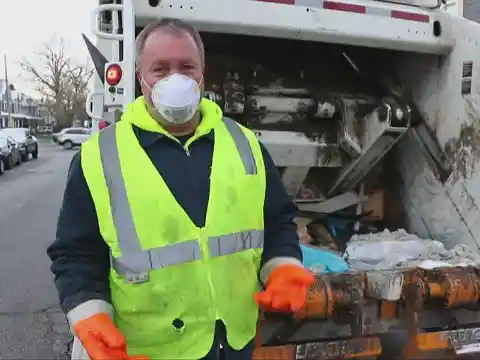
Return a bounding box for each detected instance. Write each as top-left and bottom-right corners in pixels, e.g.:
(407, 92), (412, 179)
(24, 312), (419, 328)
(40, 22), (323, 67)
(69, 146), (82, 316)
(0, 142), (74, 359)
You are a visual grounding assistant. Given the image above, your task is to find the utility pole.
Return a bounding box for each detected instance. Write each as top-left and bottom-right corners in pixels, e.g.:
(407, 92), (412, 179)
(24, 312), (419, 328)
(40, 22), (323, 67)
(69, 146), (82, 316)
(4, 54), (12, 128)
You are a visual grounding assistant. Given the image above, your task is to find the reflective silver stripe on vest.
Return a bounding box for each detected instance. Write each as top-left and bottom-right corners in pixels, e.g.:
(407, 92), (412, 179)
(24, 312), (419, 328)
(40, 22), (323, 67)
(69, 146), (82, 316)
(112, 230), (264, 275)
(111, 239), (202, 275)
(209, 230), (264, 257)
(223, 117), (258, 175)
(99, 125), (141, 255)
(98, 120), (261, 280)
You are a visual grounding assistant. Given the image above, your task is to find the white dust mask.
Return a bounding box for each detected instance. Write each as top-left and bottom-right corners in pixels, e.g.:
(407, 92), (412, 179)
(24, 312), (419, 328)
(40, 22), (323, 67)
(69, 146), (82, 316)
(145, 73), (201, 125)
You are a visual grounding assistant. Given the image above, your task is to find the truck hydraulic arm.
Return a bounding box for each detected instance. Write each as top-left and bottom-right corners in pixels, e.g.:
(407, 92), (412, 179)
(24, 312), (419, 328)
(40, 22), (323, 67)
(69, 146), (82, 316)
(258, 266), (480, 360)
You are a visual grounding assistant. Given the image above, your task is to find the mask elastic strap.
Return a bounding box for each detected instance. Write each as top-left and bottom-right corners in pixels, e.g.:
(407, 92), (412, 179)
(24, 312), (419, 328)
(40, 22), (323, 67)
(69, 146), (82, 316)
(141, 76), (152, 91)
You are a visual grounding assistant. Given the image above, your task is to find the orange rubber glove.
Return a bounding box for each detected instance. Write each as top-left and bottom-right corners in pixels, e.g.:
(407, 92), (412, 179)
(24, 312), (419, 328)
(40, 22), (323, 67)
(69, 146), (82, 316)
(255, 264), (316, 313)
(73, 313), (148, 360)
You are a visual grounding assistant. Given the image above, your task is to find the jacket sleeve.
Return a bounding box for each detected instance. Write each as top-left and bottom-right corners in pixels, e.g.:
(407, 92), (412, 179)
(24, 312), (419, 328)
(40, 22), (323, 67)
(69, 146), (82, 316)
(47, 151), (112, 324)
(259, 143), (304, 284)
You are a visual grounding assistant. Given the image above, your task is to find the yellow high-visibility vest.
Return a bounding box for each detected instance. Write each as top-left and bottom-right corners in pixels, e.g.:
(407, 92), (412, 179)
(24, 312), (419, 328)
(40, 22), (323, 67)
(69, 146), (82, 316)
(81, 97), (266, 359)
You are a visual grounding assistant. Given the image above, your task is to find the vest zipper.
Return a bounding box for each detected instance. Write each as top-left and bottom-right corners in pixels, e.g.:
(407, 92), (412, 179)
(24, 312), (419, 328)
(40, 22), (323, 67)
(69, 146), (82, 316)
(201, 227), (219, 321)
(207, 266), (218, 319)
(182, 140), (217, 319)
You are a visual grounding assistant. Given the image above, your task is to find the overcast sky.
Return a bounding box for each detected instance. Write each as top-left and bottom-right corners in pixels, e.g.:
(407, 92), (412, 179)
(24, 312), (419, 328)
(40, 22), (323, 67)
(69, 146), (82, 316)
(0, 0), (97, 97)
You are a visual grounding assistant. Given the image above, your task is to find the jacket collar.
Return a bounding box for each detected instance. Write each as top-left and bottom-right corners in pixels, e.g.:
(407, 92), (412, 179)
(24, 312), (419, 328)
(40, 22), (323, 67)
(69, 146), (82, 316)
(121, 96), (224, 139)
(134, 125), (214, 148)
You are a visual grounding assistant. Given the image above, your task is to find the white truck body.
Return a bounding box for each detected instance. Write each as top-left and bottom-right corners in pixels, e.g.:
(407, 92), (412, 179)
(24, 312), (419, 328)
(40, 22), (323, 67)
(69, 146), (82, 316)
(85, 0), (480, 253)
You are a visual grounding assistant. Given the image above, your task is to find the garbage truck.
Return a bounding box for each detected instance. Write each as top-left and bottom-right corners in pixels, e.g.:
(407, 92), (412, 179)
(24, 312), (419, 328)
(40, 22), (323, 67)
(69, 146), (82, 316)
(83, 0), (480, 358)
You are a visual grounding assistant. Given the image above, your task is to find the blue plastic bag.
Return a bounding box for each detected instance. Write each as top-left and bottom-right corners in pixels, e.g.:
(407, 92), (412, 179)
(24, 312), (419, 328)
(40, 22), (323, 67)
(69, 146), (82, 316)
(300, 244), (349, 273)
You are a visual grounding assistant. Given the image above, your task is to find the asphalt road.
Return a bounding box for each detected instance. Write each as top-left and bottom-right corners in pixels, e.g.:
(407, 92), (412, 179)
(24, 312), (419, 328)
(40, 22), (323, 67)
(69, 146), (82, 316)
(0, 143), (75, 359)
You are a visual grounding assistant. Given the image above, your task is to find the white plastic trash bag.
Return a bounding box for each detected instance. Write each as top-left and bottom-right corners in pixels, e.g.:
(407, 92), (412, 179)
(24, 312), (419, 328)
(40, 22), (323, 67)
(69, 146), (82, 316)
(344, 229), (480, 271)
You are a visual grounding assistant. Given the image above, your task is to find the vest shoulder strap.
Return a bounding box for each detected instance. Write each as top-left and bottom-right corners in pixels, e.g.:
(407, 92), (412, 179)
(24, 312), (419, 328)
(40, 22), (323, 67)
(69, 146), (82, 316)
(222, 117), (259, 175)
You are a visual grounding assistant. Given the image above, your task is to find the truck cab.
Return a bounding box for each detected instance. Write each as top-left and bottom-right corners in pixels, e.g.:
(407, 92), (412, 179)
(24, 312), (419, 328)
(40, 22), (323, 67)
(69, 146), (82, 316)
(84, 0), (480, 358)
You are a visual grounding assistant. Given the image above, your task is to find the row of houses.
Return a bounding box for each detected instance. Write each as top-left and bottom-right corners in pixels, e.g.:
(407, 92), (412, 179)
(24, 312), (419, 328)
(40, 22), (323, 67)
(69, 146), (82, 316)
(0, 79), (56, 129)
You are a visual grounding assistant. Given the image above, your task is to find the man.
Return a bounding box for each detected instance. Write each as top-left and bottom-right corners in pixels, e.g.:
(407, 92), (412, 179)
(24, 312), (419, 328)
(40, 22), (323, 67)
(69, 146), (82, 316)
(47, 18), (315, 360)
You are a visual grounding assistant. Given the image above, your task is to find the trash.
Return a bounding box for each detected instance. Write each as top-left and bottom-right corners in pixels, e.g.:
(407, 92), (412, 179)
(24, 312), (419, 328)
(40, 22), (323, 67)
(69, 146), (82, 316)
(300, 244), (349, 274)
(363, 188), (384, 220)
(295, 217), (314, 244)
(344, 229), (480, 271)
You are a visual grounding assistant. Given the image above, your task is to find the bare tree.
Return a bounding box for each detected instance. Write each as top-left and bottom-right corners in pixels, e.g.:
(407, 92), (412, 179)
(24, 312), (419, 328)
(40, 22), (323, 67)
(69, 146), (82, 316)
(20, 39), (93, 126)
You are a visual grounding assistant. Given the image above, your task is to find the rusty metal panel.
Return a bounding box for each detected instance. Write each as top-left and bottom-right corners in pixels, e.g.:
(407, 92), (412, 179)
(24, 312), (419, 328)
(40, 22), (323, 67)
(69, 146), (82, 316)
(464, 0), (480, 23)
(394, 16), (480, 250)
(396, 131), (477, 249)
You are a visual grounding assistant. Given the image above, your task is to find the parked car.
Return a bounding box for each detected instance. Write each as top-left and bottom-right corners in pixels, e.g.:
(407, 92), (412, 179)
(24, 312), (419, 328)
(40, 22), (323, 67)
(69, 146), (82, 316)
(0, 136), (22, 175)
(0, 128), (38, 161)
(53, 128), (92, 149)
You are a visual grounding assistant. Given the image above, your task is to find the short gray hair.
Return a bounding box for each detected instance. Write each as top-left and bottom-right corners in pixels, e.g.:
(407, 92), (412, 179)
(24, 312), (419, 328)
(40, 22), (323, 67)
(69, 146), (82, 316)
(135, 18), (205, 67)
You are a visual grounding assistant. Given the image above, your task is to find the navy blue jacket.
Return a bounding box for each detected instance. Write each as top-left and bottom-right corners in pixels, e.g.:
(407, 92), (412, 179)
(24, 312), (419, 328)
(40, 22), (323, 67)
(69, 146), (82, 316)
(47, 124), (302, 314)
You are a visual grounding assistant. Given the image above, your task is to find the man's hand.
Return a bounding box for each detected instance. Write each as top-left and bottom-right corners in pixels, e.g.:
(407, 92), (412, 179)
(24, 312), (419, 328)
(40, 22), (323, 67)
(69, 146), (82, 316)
(255, 264), (316, 312)
(73, 313), (148, 360)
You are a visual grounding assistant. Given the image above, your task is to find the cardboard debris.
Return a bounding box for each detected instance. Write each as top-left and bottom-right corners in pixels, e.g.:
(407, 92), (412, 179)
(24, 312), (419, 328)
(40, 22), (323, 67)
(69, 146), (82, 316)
(294, 217), (338, 251)
(363, 188), (384, 220)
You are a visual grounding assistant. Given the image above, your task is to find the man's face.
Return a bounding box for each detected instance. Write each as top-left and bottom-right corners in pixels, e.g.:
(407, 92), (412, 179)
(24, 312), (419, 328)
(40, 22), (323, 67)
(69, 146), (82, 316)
(137, 29), (203, 106)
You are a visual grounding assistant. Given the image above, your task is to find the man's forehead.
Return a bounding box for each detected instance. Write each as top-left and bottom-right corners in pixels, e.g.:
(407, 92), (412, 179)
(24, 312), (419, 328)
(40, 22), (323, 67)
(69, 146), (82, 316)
(141, 29), (199, 60)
